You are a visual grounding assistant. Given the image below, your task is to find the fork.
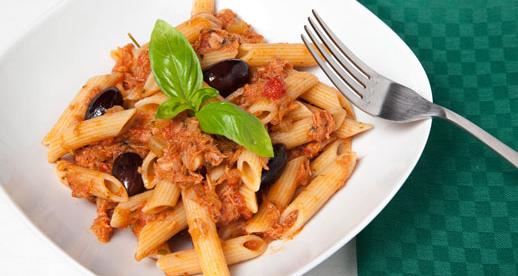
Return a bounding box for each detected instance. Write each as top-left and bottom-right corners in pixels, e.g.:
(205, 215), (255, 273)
(302, 10), (518, 168)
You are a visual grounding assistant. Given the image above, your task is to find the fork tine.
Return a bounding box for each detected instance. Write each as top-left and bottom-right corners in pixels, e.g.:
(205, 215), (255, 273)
(312, 10), (374, 78)
(307, 17), (368, 87)
(302, 34), (366, 109)
(304, 25), (365, 96)
(305, 22), (366, 94)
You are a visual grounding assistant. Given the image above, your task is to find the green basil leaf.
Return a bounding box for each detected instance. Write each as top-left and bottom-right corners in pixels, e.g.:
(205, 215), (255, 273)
(156, 98), (191, 119)
(196, 102), (274, 157)
(191, 87), (219, 111)
(149, 19), (203, 102)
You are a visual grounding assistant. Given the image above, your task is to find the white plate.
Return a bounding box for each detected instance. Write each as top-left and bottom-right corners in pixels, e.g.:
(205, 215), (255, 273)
(0, 0), (432, 275)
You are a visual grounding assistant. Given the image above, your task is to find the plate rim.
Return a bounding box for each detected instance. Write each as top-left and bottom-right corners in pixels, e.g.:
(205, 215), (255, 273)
(0, 0), (433, 275)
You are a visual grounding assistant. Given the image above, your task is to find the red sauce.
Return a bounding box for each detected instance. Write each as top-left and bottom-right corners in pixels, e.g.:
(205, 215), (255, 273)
(262, 77), (286, 100)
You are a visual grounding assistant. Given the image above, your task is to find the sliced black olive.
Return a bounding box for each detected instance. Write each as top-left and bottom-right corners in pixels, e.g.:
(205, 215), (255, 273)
(203, 59), (250, 97)
(85, 87), (123, 119)
(260, 144), (288, 190)
(112, 152), (145, 196)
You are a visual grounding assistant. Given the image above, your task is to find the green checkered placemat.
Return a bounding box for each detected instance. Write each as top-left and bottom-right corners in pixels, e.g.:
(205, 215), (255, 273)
(356, 0), (518, 275)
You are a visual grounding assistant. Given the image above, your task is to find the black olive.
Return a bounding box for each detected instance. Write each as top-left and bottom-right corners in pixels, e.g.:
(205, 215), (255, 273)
(85, 87), (123, 119)
(112, 152), (145, 196)
(260, 144), (288, 190)
(203, 59), (250, 97)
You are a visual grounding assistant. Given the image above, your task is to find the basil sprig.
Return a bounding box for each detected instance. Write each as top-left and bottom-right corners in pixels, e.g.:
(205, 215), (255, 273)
(149, 19), (273, 157)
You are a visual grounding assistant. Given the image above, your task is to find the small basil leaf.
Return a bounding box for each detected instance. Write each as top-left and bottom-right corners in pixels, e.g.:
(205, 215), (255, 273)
(191, 87), (219, 111)
(196, 102), (274, 157)
(149, 19), (203, 101)
(156, 98), (191, 119)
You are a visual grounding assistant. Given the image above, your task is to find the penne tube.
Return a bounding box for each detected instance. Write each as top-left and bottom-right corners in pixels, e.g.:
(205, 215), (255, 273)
(300, 82), (342, 110)
(149, 243), (171, 260)
(330, 107), (347, 131)
(280, 153), (357, 238)
(246, 156), (306, 234)
(43, 73), (122, 146)
(142, 73), (161, 97)
(310, 140), (348, 176)
(239, 43), (317, 67)
(336, 91), (356, 119)
(48, 109), (136, 162)
(267, 156), (307, 208)
(134, 93), (168, 108)
(289, 101), (313, 121)
(201, 49), (238, 69)
(208, 165), (225, 182)
(336, 118), (373, 139)
(245, 201), (280, 234)
(239, 185), (258, 213)
(56, 161), (128, 202)
(157, 235), (267, 276)
(177, 15), (220, 43)
(218, 221), (245, 240)
(110, 190), (154, 228)
(270, 117), (313, 149)
(141, 180), (181, 214)
(284, 70), (319, 99)
(135, 202), (187, 261)
(237, 149), (263, 191)
(247, 99), (277, 125)
(191, 0), (215, 16)
(141, 152), (159, 189)
(181, 187), (230, 276)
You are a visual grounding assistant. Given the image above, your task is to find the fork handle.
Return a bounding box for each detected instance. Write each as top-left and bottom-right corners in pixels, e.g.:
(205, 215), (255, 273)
(435, 106), (518, 168)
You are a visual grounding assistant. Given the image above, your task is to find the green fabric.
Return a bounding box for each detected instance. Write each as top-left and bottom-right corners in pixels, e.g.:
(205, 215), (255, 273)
(356, 0), (518, 275)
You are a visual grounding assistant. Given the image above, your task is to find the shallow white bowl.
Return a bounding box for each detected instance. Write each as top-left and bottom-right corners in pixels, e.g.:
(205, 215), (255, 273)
(0, 0), (431, 275)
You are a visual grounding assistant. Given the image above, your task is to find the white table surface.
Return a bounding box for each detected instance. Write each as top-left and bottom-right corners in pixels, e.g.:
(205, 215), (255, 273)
(0, 1), (357, 275)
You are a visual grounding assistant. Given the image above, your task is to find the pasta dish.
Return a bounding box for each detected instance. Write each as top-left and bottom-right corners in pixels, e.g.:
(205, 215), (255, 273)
(42, 0), (372, 274)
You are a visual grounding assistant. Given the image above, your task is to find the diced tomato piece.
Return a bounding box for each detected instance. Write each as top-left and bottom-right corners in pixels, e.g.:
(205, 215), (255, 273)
(262, 77), (285, 100)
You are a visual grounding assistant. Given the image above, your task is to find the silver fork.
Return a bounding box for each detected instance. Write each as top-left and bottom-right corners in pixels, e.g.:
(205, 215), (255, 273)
(302, 10), (518, 168)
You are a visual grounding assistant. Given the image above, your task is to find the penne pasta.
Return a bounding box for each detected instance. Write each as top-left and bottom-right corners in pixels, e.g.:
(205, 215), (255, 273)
(267, 156), (306, 208)
(289, 101), (313, 121)
(56, 161), (128, 202)
(110, 190), (154, 228)
(177, 15), (220, 43)
(182, 187), (230, 276)
(239, 43), (317, 67)
(43, 73), (122, 146)
(246, 156), (306, 234)
(237, 148), (263, 191)
(248, 99), (278, 125)
(336, 91), (356, 119)
(149, 243), (171, 260)
(245, 201), (279, 234)
(270, 117), (313, 149)
(141, 180), (181, 214)
(142, 73), (161, 97)
(285, 70), (319, 99)
(48, 109), (136, 162)
(141, 152), (159, 189)
(330, 107), (347, 131)
(280, 153), (357, 238)
(310, 140), (348, 176)
(201, 48), (239, 69)
(301, 82), (342, 110)
(336, 118), (373, 139)
(245, 156), (306, 233)
(157, 235), (267, 276)
(135, 202), (187, 261)
(239, 185), (258, 213)
(134, 93), (168, 108)
(191, 0), (215, 16)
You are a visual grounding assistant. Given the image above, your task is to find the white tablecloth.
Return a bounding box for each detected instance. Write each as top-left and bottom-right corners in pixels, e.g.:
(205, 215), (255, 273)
(0, 1), (357, 274)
